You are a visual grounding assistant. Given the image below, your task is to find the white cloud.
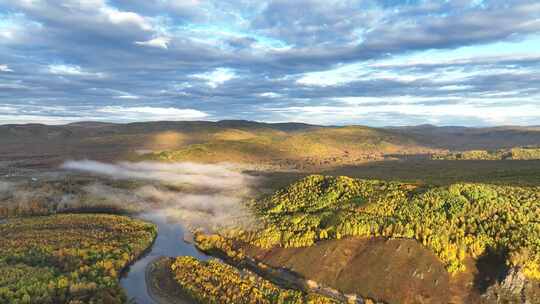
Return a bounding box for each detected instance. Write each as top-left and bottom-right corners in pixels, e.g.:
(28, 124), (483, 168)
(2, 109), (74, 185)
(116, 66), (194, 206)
(1, 2), (540, 127)
(296, 63), (368, 87)
(333, 96), (461, 105)
(0, 114), (85, 125)
(115, 95), (140, 100)
(16, 0), (49, 9)
(0, 28), (14, 40)
(0, 83), (29, 89)
(0, 105), (210, 125)
(192, 68), (236, 88)
(114, 94), (140, 100)
(0, 13), (43, 44)
(87, 88), (140, 100)
(48, 64), (83, 75)
(97, 106), (209, 121)
(135, 36), (171, 49)
(263, 97), (540, 126)
(0, 65), (13, 72)
(296, 62), (424, 87)
(297, 56), (537, 88)
(100, 7), (153, 31)
(5, 1), (156, 43)
(371, 52), (540, 69)
(258, 92), (282, 98)
(48, 64), (104, 78)
(0, 105), (17, 113)
(437, 85), (474, 91)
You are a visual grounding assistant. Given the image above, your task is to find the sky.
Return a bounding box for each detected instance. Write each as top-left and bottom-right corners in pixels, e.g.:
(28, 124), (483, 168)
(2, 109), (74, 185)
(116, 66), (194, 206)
(0, 0), (539, 126)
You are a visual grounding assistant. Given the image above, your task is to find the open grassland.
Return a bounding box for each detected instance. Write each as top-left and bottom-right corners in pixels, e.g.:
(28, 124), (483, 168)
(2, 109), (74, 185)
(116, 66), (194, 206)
(0, 214), (156, 304)
(170, 256), (340, 304)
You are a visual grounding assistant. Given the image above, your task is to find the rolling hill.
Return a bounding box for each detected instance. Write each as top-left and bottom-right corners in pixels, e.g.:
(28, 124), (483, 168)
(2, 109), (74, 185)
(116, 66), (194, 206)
(1, 120), (539, 170)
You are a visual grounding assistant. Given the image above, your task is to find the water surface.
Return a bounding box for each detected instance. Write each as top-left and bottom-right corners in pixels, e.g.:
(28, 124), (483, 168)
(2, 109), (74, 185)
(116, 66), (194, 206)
(120, 211), (209, 304)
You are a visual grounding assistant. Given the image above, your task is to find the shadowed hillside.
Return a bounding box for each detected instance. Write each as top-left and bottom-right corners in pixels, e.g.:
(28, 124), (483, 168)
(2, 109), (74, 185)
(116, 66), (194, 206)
(392, 125), (540, 150)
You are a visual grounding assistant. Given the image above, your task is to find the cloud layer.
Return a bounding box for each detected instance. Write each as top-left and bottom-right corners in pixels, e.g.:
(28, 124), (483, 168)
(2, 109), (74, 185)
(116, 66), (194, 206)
(0, 0), (539, 126)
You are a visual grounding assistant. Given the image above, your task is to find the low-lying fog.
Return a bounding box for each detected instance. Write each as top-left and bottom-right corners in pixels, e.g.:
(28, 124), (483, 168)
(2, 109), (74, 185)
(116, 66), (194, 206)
(0, 161), (260, 230)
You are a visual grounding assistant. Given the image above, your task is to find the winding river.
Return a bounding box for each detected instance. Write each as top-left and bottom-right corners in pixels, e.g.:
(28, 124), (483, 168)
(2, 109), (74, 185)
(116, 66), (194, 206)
(120, 211), (209, 304)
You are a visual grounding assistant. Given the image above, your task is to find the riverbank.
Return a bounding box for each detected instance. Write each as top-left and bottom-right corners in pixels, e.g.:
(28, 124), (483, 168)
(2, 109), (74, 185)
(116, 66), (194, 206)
(146, 257), (195, 304)
(120, 211), (209, 304)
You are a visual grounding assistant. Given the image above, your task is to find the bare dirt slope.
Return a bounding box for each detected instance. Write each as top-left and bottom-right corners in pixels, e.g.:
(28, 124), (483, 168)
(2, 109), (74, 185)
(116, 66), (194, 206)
(244, 237), (483, 304)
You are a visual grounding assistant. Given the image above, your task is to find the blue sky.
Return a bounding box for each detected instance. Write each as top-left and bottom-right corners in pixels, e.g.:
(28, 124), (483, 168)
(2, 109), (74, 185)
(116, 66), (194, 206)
(0, 0), (539, 126)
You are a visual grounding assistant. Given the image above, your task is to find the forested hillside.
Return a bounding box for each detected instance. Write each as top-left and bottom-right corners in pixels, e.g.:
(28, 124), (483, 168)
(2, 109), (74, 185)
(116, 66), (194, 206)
(240, 175), (540, 278)
(139, 125), (431, 167)
(170, 256), (339, 304)
(433, 147), (540, 160)
(0, 214), (156, 304)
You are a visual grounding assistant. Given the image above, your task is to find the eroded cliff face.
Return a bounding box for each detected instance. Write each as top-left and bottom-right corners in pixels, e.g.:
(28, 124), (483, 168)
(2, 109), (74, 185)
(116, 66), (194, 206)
(482, 268), (540, 304)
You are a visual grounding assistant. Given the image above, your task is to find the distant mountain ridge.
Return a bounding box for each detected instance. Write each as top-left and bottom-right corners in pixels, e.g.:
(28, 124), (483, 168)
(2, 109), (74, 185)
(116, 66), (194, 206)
(389, 124), (540, 150)
(0, 120), (539, 168)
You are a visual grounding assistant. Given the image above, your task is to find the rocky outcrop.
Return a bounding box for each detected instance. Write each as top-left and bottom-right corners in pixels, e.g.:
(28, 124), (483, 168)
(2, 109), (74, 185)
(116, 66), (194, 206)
(482, 268), (540, 304)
